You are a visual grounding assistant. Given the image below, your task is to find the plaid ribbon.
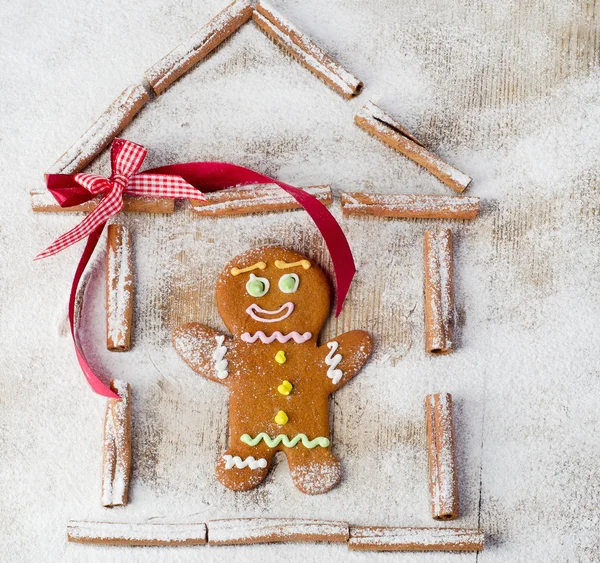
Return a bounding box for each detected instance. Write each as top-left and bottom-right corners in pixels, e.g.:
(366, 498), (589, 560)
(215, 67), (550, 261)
(35, 139), (205, 260)
(34, 138), (356, 398)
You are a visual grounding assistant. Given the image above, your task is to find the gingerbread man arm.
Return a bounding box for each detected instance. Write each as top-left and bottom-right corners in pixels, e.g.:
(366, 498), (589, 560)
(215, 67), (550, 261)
(172, 323), (233, 386)
(321, 330), (374, 392)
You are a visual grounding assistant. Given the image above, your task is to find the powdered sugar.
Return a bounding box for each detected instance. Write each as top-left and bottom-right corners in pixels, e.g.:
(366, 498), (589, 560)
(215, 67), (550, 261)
(433, 394), (455, 518)
(106, 225), (133, 350)
(102, 380), (131, 507)
(424, 228), (454, 353)
(254, 12), (358, 99)
(67, 520), (207, 544)
(356, 102), (473, 192)
(3, 0), (600, 560)
(348, 526), (483, 550)
(145, 0), (253, 95)
(256, 1), (362, 96)
(288, 459), (341, 495)
(190, 184), (332, 215)
(208, 517), (348, 544)
(46, 84), (149, 175)
(360, 100), (423, 146)
(426, 393), (457, 520)
(341, 192), (480, 220)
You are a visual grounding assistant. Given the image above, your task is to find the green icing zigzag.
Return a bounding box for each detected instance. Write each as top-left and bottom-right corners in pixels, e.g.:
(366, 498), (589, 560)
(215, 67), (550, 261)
(240, 432), (330, 449)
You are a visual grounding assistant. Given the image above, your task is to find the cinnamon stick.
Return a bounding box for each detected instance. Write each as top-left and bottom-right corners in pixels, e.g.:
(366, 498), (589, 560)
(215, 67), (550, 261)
(106, 224), (133, 352)
(208, 518), (349, 545)
(101, 406), (117, 508)
(45, 84), (149, 176)
(189, 184), (332, 216)
(426, 393), (459, 520)
(341, 192), (479, 220)
(355, 102), (472, 193)
(145, 0), (253, 95)
(424, 228), (454, 354)
(253, 2), (362, 99)
(67, 521), (207, 546)
(66, 519), (483, 551)
(101, 380), (131, 507)
(348, 526), (483, 552)
(31, 190), (174, 214)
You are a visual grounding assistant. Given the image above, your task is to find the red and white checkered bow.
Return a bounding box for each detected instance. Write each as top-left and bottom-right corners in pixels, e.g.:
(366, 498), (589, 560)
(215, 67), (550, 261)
(36, 139), (205, 260)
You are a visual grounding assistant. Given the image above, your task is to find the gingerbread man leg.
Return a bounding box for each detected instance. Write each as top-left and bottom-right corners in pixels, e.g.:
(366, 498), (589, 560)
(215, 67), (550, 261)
(216, 441), (275, 492)
(286, 447), (342, 495)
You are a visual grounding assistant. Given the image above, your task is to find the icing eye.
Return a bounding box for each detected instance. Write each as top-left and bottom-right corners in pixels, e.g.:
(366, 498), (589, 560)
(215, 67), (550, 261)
(278, 273), (299, 293)
(246, 273), (270, 297)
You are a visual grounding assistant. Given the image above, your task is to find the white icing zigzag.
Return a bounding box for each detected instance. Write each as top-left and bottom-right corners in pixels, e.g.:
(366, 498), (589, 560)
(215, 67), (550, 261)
(241, 331), (312, 344)
(213, 335), (228, 379)
(223, 455), (268, 470)
(325, 341), (343, 384)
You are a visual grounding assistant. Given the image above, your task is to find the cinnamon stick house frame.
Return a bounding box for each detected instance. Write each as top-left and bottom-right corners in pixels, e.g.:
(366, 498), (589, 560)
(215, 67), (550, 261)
(34, 0), (482, 552)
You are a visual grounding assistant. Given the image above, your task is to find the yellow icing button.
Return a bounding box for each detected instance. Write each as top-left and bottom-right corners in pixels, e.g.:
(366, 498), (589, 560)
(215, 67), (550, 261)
(274, 410), (289, 425)
(275, 350), (287, 364)
(277, 380), (293, 396)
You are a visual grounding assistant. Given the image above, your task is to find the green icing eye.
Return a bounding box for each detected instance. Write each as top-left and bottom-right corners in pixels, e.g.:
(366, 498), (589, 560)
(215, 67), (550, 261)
(279, 273), (299, 293)
(248, 280), (264, 296)
(246, 274), (269, 297)
(280, 277), (296, 291)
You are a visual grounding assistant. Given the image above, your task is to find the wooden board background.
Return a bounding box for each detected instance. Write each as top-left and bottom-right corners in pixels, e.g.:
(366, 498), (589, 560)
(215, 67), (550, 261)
(2, 0), (600, 561)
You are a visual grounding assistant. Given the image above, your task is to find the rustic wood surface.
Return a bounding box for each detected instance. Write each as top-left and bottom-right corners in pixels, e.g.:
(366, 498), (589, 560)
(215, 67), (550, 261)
(2, 0), (600, 561)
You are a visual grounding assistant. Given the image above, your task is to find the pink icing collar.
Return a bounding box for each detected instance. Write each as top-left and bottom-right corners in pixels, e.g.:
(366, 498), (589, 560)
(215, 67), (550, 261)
(241, 331), (312, 344)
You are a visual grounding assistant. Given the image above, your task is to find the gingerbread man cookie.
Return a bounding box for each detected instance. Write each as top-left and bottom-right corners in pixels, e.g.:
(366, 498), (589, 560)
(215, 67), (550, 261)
(173, 247), (373, 494)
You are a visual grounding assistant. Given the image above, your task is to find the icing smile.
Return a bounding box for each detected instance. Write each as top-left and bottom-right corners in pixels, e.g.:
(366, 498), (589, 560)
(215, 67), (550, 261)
(246, 302), (294, 323)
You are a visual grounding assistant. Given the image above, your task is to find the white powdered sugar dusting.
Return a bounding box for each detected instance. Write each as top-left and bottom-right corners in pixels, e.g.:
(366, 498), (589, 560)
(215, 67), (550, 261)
(254, 12), (357, 98)
(101, 402), (117, 506)
(427, 393), (457, 519)
(46, 84), (149, 175)
(360, 100), (423, 146)
(436, 230), (453, 346)
(102, 380), (130, 507)
(257, 0), (361, 92)
(348, 526), (483, 549)
(356, 102), (472, 189)
(3, 0), (600, 560)
(288, 459), (342, 495)
(341, 192), (479, 218)
(145, 0), (252, 93)
(434, 394), (455, 516)
(67, 521), (207, 544)
(191, 184), (331, 214)
(106, 226), (133, 348)
(208, 517), (348, 544)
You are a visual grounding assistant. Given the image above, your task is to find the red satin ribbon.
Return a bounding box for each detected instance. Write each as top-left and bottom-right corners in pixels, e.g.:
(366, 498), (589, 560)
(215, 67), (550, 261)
(44, 153), (355, 398)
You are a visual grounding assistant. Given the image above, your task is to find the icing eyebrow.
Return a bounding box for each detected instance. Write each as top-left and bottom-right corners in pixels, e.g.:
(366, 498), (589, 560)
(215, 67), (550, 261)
(230, 262), (267, 276)
(274, 259), (311, 270)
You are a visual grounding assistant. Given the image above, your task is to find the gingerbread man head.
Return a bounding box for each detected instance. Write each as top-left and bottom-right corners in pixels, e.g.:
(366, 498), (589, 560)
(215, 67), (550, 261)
(217, 246), (331, 342)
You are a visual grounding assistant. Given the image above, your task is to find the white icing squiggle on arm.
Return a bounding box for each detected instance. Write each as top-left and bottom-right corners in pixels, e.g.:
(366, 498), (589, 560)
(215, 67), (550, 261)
(223, 455), (267, 470)
(241, 331), (312, 344)
(325, 341), (343, 384)
(213, 335), (228, 379)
